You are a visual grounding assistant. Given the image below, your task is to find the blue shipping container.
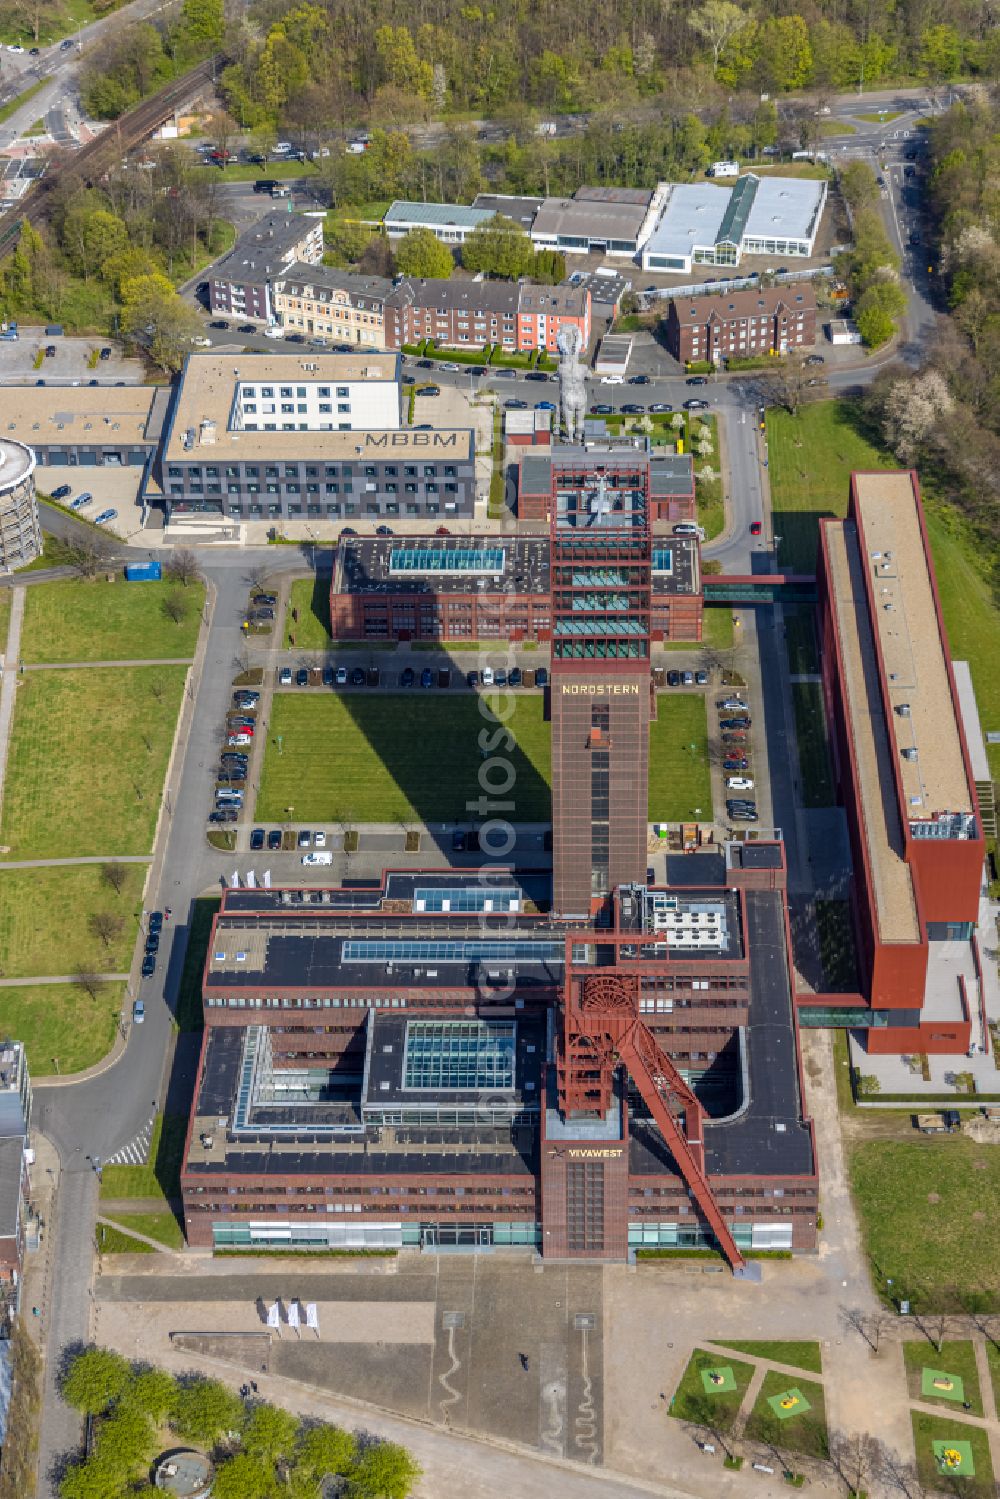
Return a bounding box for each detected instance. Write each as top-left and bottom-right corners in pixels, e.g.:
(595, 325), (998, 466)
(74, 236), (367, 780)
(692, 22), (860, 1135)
(124, 562), (162, 581)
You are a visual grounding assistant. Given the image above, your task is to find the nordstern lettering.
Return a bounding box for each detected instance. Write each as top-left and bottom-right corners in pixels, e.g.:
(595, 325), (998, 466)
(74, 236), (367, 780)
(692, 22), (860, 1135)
(559, 683), (640, 696)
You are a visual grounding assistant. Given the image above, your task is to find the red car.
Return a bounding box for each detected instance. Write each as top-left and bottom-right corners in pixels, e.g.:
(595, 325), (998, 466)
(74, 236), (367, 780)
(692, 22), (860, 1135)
(750, 521), (762, 535)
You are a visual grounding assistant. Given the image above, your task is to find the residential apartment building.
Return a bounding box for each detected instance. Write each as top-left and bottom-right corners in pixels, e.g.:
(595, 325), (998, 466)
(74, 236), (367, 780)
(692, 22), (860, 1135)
(208, 214), (324, 323)
(271, 267), (391, 347)
(664, 284), (817, 364)
(384, 279), (591, 354)
(0, 1043), (31, 1288)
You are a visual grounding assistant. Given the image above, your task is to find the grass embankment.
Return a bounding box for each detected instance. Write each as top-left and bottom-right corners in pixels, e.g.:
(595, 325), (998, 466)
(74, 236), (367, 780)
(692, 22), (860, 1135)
(0, 864), (145, 977)
(0, 666), (188, 857)
(790, 681), (835, 805)
(0, 981), (125, 1075)
(100, 1113), (187, 1205)
(285, 576), (333, 650)
(765, 401), (895, 573)
(851, 1138), (1000, 1308)
(19, 578), (203, 663)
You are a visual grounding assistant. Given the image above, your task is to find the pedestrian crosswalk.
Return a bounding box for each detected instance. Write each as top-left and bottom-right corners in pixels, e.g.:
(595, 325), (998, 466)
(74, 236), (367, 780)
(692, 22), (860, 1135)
(106, 1114), (155, 1167)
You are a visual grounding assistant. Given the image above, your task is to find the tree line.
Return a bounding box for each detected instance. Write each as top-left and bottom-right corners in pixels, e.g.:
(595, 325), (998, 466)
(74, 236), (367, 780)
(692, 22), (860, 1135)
(77, 0), (223, 120)
(217, 0), (1000, 135)
(58, 1345), (420, 1499)
(861, 94), (1000, 599)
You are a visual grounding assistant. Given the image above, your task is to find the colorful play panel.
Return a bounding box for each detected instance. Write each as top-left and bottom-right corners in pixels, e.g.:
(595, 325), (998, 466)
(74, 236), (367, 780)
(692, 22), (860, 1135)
(767, 1387), (812, 1420)
(922, 1367), (966, 1402)
(933, 1439), (975, 1476)
(700, 1366), (737, 1395)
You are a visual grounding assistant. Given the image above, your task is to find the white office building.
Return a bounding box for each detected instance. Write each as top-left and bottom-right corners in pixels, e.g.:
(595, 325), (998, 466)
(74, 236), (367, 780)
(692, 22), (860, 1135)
(641, 174), (828, 274)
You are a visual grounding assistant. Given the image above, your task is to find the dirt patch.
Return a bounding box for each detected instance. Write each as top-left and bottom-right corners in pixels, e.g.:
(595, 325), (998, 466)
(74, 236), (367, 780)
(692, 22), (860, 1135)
(927, 1192), (941, 1203)
(973, 1211), (986, 1221)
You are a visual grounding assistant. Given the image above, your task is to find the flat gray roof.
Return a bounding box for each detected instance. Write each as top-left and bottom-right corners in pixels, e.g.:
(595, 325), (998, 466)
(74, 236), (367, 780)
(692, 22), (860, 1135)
(472, 194), (544, 230)
(644, 183), (731, 259)
(531, 195), (649, 244)
(744, 175), (827, 243)
(384, 201), (495, 230)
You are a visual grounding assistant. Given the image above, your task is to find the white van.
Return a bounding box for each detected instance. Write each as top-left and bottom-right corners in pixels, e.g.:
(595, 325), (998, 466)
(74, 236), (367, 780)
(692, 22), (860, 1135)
(708, 161), (739, 178)
(672, 522), (705, 539)
(302, 851), (334, 866)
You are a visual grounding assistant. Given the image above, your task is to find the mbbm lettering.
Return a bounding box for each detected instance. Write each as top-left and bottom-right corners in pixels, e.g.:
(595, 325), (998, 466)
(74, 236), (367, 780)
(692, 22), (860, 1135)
(363, 432), (459, 448)
(559, 683), (640, 696)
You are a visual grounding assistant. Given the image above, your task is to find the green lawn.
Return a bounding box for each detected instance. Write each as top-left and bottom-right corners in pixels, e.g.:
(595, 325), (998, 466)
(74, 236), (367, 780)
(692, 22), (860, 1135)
(258, 694), (552, 823)
(716, 1341), (822, 1374)
(0, 865), (146, 978)
(791, 681), (835, 805)
(662, 605), (733, 653)
(649, 695), (712, 821)
(669, 1347), (756, 1427)
(924, 507), (1000, 780)
(97, 1222), (155, 1254)
(814, 900), (859, 992)
(102, 1211), (184, 1249)
(175, 897), (219, 1032)
(0, 589), (10, 656)
(285, 576), (332, 650)
(854, 109), (903, 122)
(20, 579), (203, 663)
(744, 1370), (829, 1460)
(986, 1341), (1000, 1414)
(783, 609), (820, 675)
(851, 1139), (1000, 1308)
(0, 666), (187, 857)
(903, 1340), (983, 1415)
(911, 1411), (995, 1499)
(766, 402), (895, 573)
(100, 1113), (187, 1205)
(702, 607), (735, 653)
(258, 690), (709, 825)
(0, 980), (124, 1076)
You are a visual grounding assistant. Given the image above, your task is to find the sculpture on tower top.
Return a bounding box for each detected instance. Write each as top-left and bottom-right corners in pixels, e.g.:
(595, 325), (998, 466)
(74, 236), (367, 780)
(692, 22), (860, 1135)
(557, 324), (588, 443)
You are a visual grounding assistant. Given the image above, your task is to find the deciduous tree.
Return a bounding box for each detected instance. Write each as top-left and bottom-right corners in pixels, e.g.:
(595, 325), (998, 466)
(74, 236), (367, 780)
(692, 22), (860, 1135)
(394, 227), (454, 279)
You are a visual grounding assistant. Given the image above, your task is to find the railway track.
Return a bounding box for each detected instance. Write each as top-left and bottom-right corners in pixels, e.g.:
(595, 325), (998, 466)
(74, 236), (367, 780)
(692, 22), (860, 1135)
(0, 54), (222, 254)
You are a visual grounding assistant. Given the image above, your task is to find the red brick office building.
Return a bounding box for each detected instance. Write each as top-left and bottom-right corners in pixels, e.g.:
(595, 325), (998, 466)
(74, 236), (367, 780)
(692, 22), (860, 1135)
(519, 448), (696, 524)
(329, 531), (703, 646)
(664, 283), (817, 365)
(816, 471), (986, 1054)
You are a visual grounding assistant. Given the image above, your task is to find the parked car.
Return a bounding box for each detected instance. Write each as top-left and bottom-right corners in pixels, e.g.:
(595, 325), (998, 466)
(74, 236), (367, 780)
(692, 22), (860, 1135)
(322, 666), (335, 686)
(376, 524), (393, 535)
(314, 830), (327, 848)
(804, 354), (825, 366)
(721, 731), (748, 744)
(720, 717), (752, 730)
(132, 997), (146, 1024)
(148, 911), (163, 933)
(140, 955), (155, 978)
(335, 666), (348, 685)
(419, 385), (441, 397)
(750, 520), (763, 535)
(590, 403), (614, 415)
(295, 668), (308, 686)
(302, 851), (333, 866)
(666, 670), (681, 687)
(727, 776), (755, 791)
(279, 667), (292, 685)
(695, 669), (708, 686)
(51, 484), (72, 500)
(70, 493), (92, 510)
(682, 670), (694, 686)
(481, 666), (494, 686)
(628, 374), (651, 385)
(401, 666), (415, 687)
(467, 670), (479, 688)
(724, 758), (749, 771)
(145, 931), (160, 954)
(452, 830), (465, 852)
(494, 668), (507, 687)
(649, 402), (672, 413)
(683, 398), (708, 410)
(718, 698), (746, 711)
(504, 399), (528, 410)
(94, 509), (117, 525)
(298, 829), (312, 848)
(420, 667), (434, 688)
(267, 829), (282, 851)
(686, 375), (708, 386)
(534, 667), (547, 688)
(250, 828), (265, 850)
(351, 667), (365, 686)
(508, 667), (522, 687)
(209, 807), (239, 822)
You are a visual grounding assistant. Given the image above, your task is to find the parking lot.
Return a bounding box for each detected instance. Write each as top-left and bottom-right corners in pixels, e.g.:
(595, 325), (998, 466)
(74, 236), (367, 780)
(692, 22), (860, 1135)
(0, 331), (145, 384)
(37, 466), (147, 541)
